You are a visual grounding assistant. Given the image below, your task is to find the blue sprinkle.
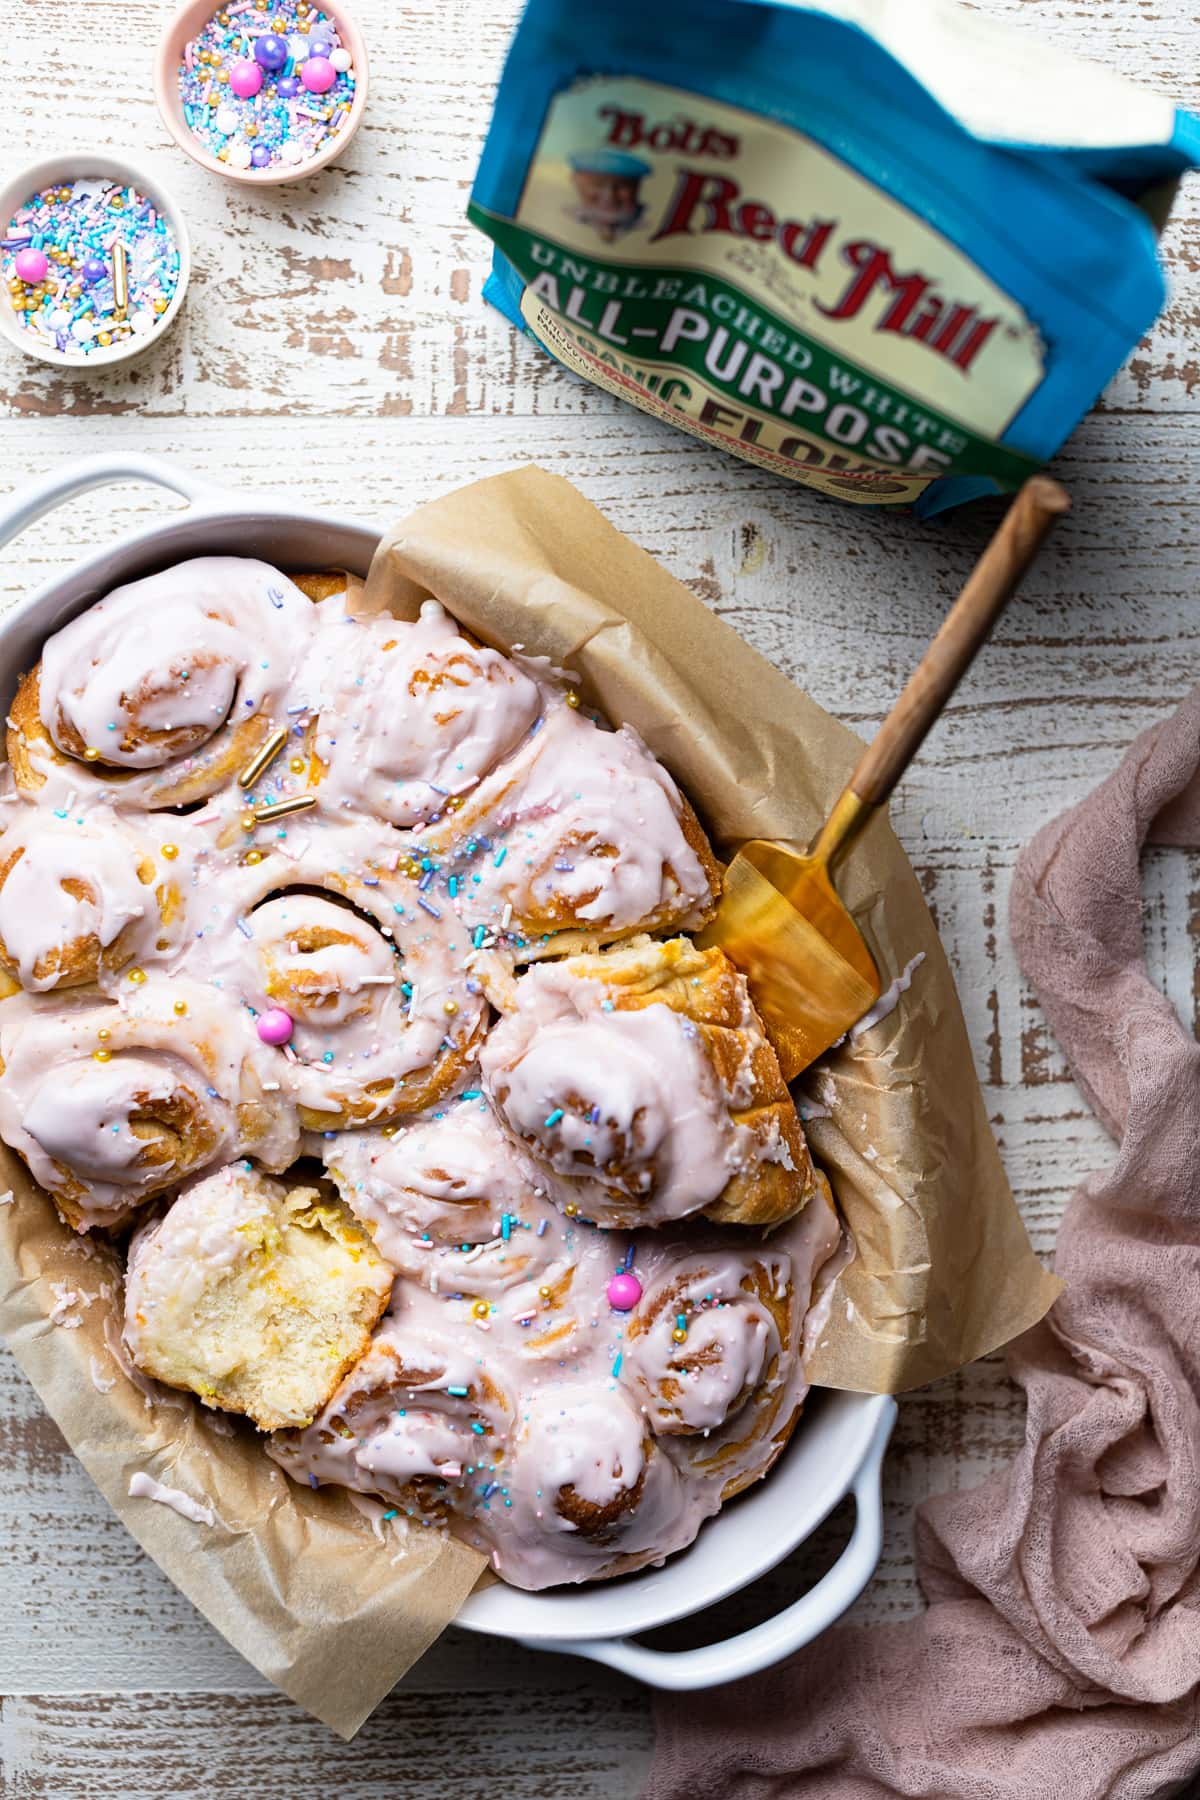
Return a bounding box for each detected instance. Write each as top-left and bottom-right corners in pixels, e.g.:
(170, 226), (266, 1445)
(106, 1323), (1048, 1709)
(235, 916), (253, 939)
(381, 1508), (398, 1521)
(543, 1108), (564, 1128)
(501, 1214), (511, 1241)
(308, 1473), (319, 1489)
(448, 876), (458, 898)
(611, 1354), (623, 1379)
(418, 897), (441, 919)
(418, 869), (434, 891)
(472, 925), (486, 948)
(536, 1220), (548, 1238)
(470, 1421), (485, 1435)
(446, 1386), (469, 1398)
(493, 847), (507, 868)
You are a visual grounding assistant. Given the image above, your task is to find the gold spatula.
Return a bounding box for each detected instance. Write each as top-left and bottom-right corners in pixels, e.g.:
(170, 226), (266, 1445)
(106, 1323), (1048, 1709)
(700, 475), (1070, 1080)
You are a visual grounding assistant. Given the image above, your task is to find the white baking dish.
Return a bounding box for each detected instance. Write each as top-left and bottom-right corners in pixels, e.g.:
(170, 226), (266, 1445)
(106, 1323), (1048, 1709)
(0, 453), (896, 1692)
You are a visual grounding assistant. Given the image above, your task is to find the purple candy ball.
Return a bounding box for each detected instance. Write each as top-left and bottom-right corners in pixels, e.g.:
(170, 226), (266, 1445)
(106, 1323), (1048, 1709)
(81, 256), (108, 284)
(250, 145), (273, 168)
(307, 35), (333, 57)
(253, 32), (288, 70)
(276, 74), (301, 97)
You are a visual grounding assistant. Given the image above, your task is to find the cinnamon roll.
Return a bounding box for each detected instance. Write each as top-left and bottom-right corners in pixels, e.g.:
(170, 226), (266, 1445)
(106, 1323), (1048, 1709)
(323, 1102), (564, 1298)
(188, 840), (487, 1129)
(268, 1287), (514, 1521)
(123, 1164), (393, 1431)
(623, 1190), (840, 1496)
(8, 558), (317, 810)
(306, 600), (544, 828)
(481, 935), (816, 1228)
(0, 979), (299, 1230)
(0, 810), (192, 992)
(419, 700), (721, 957)
(491, 1382), (689, 1586)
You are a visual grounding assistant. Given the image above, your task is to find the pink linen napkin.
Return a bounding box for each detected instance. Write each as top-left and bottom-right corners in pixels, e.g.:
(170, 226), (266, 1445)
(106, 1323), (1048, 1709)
(646, 690), (1200, 1800)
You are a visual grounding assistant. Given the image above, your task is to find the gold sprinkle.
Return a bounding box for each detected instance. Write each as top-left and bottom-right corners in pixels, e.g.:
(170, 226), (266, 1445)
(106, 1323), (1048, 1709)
(97, 1028), (111, 1042)
(240, 812), (257, 832)
(443, 1000), (458, 1016)
(564, 1202), (579, 1218)
(238, 726), (289, 790)
(244, 848), (265, 866)
(82, 747), (101, 762)
(471, 1299), (490, 1321)
(538, 1285), (552, 1301)
(565, 691), (580, 709)
(381, 1123), (398, 1138)
(289, 756), (305, 773)
(127, 968), (146, 984)
(254, 794), (316, 825)
(173, 1000), (188, 1016)
(112, 242), (128, 312)
(93, 1048), (112, 1063)
(672, 1327), (688, 1344)
(445, 795), (465, 813)
(159, 843), (179, 860)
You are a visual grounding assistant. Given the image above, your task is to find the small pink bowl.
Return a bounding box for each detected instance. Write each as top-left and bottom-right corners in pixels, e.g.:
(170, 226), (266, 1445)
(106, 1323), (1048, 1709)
(154, 0), (369, 186)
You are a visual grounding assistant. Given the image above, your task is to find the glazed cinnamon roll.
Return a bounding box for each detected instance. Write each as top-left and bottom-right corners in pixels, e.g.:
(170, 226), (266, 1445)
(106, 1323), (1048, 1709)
(8, 558), (317, 810)
(123, 1164), (393, 1430)
(0, 979), (299, 1230)
(324, 1102), (565, 1298)
(306, 600), (544, 828)
(187, 839), (488, 1129)
(631, 1190), (842, 1495)
(481, 935), (816, 1228)
(268, 1288), (514, 1521)
(487, 1382), (689, 1586)
(0, 810), (192, 992)
(419, 700), (721, 956)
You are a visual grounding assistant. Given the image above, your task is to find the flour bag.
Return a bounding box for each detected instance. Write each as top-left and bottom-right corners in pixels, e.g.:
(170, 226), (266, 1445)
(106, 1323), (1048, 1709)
(469, 0), (1200, 514)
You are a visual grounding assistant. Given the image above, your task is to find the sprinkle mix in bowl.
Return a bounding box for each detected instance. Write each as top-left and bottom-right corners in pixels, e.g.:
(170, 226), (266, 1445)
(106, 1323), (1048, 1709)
(178, 0), (358, 174)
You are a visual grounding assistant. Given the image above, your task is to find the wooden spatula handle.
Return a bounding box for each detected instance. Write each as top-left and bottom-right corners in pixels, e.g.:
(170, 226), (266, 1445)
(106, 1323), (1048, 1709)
(849, 475), (1070, 809)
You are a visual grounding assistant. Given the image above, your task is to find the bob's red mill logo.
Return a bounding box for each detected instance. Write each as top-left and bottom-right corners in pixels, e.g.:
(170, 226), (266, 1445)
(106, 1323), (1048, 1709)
(597, 105), (1002, 376)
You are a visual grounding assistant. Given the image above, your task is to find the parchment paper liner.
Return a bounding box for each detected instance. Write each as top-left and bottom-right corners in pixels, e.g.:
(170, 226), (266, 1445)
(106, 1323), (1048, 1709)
(0, 466), (1059, 1737)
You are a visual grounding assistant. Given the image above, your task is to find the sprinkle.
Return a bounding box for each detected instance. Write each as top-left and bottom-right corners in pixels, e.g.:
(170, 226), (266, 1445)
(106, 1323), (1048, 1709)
(238, 725), (288, 788)
(470, 1421), (485, 1435)
(472, 925), (486, 949)
(417, 897), (441, 919)
(235, 916), (254, 939)
(446, 1386), (468, 1398)
(500, 1214), (511, 1241)
(381, 1508), (397, 1521)
(543, 1108), (564, 1128)
(611, 1354), (623, 1378)
(254, 794), (315, 824)
(536, 1219), (548, 1237)
(493, 847), (507, 868)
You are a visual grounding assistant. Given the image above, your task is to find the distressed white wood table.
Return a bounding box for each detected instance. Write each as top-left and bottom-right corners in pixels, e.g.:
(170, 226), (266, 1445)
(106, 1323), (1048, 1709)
(1, 0), (1198, 1792)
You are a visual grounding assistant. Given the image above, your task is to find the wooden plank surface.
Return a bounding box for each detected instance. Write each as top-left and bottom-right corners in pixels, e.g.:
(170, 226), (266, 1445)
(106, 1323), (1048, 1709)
(2, 0), (1199, 1791)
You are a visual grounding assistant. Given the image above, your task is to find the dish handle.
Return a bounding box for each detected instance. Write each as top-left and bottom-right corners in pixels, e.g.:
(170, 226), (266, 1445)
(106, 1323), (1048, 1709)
(519, 1397), (895, 1692)
(0, 453), (215, 554)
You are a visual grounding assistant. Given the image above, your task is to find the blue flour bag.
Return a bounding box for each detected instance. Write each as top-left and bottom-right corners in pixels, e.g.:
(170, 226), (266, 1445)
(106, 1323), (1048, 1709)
(469, 0), (1200, 514)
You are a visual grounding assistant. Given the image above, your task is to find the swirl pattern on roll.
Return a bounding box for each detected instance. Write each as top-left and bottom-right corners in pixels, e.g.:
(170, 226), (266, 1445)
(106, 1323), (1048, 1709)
(481, 936), (817, 1227)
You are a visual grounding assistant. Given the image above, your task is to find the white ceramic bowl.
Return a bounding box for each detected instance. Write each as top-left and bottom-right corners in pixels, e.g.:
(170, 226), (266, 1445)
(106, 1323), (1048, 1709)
(0, 453), (897, 1690)
(0, 153), (191, 370)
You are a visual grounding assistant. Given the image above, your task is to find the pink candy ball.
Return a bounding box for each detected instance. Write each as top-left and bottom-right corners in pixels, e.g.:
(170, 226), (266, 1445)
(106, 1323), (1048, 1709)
(300, 55), (336, 94)
(229, 59), (264, 98)
(606, 1272), (643, 1312)
(256, 1007), (294, 1046)
(14, 247), (48, 283)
